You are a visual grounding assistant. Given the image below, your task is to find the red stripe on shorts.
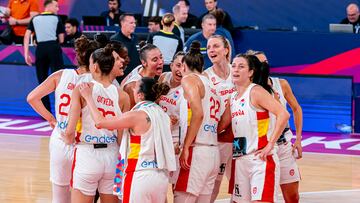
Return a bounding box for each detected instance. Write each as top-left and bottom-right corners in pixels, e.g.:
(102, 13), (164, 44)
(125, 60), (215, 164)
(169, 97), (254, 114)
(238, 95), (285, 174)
(228, 159), (236, 194)
(174, 146), (193, 192)
(70, 147), (77, 187)
(123, 159), (138, 203)
(261, 155), (276, 202)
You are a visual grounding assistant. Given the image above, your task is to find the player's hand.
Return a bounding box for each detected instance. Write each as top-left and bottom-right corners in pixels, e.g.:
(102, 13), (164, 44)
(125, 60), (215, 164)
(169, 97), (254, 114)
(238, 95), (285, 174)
(79, 83), (92, 99)
(169, 115), (178, 128)
(8, 17), (16, 25)
(25, 54), (32, 66)
(179, 147), (190, 170)
(48, 117), (56, 129)
(292, 139), (303, 159)
(174, 143), (180, 155)
(255, 142), (274, 161)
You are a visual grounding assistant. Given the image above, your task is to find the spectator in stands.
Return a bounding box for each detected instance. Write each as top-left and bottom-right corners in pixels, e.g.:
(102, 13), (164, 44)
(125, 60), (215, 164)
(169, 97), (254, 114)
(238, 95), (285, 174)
(148, 16), (162, 33)
(177, 0), (198, 28)
(23, 0), (64, 112)
(172, 4), (188, 43)
(185, 14), (216, 69)
(340, 3), (360, 33)
(197, 0), (233, 31)
(100, 0), (124, 26)
(211, 8), (235, 60)
(0, 0), (39, 44)
(110, 13), (140, 82)
(63, 18), (81, 47)
(147, 13), (183, 72)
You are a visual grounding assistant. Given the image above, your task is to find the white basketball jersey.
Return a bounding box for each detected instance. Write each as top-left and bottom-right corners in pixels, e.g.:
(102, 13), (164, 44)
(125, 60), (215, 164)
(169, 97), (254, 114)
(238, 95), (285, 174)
(158, 72), (183, 143)
(54, 69), (87, 136)
(179, 74), (220, 146)
(204, 65), (235, 116)
(120, 65), (143, 88)
(231, 83), (271, 156)
(79, 80), (122, 144)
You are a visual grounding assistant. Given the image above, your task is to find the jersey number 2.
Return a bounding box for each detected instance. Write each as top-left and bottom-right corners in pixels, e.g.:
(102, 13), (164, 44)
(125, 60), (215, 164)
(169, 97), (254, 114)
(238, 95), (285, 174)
(210, 97), (220, 122)
(59, 94), (71, 116)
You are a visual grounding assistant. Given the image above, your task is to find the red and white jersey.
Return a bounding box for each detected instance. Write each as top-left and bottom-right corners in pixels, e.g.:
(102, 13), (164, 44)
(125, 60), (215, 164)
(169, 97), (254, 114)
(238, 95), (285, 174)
(125, 101), (162, 173)
(179, 74), (221, 146)
(204, 65), (235, 111)
(120, 65), (143, 88)
(158, 72), (183, 143)
(54, 69), (91, 135)
(78, 80), (122, 144)
(231, 83), (271, 156)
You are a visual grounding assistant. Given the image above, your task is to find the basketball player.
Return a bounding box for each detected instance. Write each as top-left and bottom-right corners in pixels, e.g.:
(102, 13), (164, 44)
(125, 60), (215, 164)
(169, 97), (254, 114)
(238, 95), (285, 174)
(158, 51), (185, 185)
(63, 47), (129, 203)
(218, 54), (290, 203)
(203, 35), (235, 202)
(78, 77), (177, 203)
(121, 43), (164, 108)
(174, 41), (221, 203)
(27, 36), (99, 203)
(250, 50), (302, 203)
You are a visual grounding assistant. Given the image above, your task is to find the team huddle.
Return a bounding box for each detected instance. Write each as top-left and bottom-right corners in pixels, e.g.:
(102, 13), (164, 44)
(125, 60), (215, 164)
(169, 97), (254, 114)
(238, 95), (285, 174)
(27, 34), (303, 203)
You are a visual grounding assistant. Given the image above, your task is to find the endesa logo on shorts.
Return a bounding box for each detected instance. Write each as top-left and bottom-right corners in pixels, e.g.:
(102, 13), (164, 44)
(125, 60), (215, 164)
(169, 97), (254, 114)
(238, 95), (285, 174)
(204, 123), (217, 134)
(140, 160), (158, 169)
(57, 120), (68, 130)
(84, 134), (117, 144)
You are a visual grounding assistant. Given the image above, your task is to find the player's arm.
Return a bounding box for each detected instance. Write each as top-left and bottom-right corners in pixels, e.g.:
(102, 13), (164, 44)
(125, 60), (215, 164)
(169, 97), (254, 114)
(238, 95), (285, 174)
(252, 86), (290, 160)
(63, 85), (82, 144)
(123, 82), (136, 109)
(27, 70), (62, 128)
(281, 79), (303, 158)
(217, 101), (231, 134)
(116, 87), (130, 144)
(179, 75), (204, 169)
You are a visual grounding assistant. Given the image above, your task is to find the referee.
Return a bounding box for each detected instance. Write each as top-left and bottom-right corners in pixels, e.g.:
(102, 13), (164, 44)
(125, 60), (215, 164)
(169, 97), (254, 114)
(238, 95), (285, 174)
(24, 0), (64, 112)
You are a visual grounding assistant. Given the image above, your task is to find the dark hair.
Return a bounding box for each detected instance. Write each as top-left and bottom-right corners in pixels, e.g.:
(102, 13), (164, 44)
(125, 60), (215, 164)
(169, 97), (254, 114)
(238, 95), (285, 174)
(75, 35), (100, 69)
(139, 43), (159, 62)
(44, 0), (57, 7)
(94, 33), (109, 48)
(162, 13), (175, 27)
(172, 51), (185, 62)
(182, 41), (204, 73)
(139, 77), (170, 102)
(106, 41), (129, 66)
(109, 0), (121, 7)
(65, 18), (79, 28)
(148, 16), (162, 24)
(235, 54), (273, 94)
(210, 8), (225, 26)
(120, 13), (135, 23)
(91, 47), (115, 75)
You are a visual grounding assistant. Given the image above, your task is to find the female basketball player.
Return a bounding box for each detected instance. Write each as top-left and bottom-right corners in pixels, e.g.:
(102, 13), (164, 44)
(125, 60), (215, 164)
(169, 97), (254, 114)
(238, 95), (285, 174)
(203, 35), (234, 202)
(174, 41), (221, 203)
(218, 54), (290, 203)
(158, 51), (185, 184)
(63, 47), (129, 203)
(250, 50), (303, 203)
(121, 43), (164, 108)
(78, 77), (176, 203)
(26, 36), (99, 203)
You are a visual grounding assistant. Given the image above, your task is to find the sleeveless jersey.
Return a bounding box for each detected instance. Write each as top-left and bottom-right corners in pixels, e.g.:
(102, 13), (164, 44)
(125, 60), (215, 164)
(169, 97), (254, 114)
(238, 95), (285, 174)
(204, 65), (235, 143)
(158, 72), (183, 143)
(179, 74), (221, 146)
(124, 101), (163, 173)
(54, 69), (91, 136)
(120, 65), (143, 88)
(78, 80), (122, 144)
(231, 83), (271, 156)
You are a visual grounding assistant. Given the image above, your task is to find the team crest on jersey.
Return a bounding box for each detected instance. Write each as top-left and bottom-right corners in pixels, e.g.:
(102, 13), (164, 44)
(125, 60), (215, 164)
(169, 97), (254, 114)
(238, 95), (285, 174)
(289, 169), (295, 176)
(240, 98), (245, 107)
(67, 83), (75, 90)
(252, 187), (257, 194)
(173, 90), (180, 99)
(211, 76), (216, 84)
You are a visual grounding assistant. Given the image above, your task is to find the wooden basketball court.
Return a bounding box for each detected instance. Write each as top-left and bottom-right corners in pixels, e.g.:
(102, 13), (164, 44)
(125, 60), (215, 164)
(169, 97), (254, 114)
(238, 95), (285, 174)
(0, 133), (359, 202)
